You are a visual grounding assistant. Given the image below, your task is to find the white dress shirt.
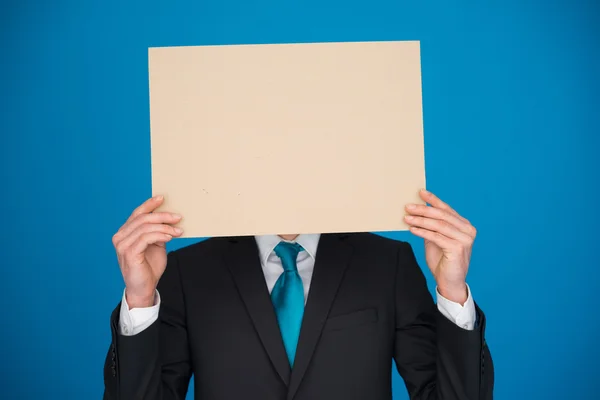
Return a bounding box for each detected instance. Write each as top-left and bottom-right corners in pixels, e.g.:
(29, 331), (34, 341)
(119, 234), (477, 336)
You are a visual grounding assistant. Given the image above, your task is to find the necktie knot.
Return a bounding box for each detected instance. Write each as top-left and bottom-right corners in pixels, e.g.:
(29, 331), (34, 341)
(274, 241), (304, 272)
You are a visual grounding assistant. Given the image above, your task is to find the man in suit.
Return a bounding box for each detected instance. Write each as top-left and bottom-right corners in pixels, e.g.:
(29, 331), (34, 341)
(103, 189), (493, 399)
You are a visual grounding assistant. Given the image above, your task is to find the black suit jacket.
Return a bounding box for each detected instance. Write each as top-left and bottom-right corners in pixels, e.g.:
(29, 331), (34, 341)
(103, 233), (494, 399)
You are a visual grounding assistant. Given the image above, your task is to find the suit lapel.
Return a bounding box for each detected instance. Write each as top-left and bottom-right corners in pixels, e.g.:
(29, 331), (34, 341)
(287, 233), (353, 400)
(225, 236), (291, 386)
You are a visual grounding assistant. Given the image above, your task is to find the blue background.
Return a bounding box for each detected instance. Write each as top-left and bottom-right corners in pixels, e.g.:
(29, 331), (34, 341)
(1, 0), (599, 399)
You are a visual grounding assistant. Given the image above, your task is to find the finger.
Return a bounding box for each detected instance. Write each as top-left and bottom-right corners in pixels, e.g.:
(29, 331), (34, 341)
(419, 189), (460, 217)
(122, 211), (182, 236)
(125, 232), (173, 265)
(408, 226), (455, 249)
(405, 215), (472, 243)
(127, 195), (165, 224)
(114, 212), (182, 246)
(117, 223), (183, 256)
(405, 204), (476, 238)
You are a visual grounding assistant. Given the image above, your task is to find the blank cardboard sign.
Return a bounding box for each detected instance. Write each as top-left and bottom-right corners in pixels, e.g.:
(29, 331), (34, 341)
(149, 41), (426, 238)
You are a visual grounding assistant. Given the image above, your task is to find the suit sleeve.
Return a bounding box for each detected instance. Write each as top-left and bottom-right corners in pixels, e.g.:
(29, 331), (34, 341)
(103, 251), (192, 400)
(393, 242), (494, 400)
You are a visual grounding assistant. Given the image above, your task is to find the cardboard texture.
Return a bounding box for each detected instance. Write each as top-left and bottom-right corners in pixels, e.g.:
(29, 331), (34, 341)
(149, 41), (426, 238)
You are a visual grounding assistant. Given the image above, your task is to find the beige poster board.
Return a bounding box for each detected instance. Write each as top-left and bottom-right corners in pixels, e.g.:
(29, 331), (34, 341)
(149, 40), (426, 238)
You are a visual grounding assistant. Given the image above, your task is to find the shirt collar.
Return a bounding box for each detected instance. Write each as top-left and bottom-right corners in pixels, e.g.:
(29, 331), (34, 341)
(254, 234), (321, 266)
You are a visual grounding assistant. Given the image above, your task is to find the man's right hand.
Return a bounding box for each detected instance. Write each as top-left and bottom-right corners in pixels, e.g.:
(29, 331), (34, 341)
(112, 195), (183, 309)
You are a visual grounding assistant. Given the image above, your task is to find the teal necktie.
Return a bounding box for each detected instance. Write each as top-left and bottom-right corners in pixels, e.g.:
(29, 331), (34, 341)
(271, 241), (305, 366)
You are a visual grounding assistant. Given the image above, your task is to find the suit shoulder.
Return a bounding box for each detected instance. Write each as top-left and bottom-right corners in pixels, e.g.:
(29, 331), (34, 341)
(169, 236), (234, 260)
(342, 232), (409, 252)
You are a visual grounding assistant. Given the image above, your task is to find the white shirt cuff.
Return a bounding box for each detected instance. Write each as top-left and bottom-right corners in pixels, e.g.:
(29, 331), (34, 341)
(119, 289), (161, 336)
(436, 284), (476, 331)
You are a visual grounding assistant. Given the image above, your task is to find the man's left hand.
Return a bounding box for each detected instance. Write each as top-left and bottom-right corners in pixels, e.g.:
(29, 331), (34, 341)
(404, 189), (477, 305)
